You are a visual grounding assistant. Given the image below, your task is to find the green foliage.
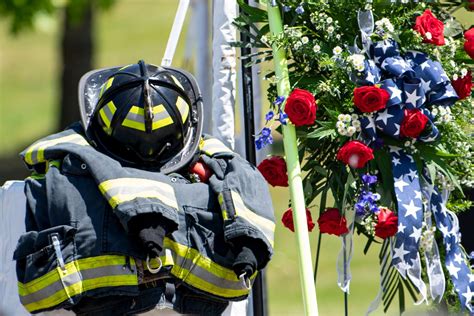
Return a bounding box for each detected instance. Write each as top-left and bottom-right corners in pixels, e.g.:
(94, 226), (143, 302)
(0, 0), (116, 34)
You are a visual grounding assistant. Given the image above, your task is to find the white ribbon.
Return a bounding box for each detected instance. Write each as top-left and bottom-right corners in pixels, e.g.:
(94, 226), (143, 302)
(337, 207), (355, 292)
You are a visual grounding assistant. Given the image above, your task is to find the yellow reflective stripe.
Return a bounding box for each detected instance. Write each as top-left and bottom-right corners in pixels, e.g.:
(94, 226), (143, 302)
(122, 118), (145, 131)
(170, 75), (184, 90)
(200, 138), (233, 156)
(123, 105), (173, 131)
(18, 255), (137, 312)
(176, 96), (189, 123)
(24, 134), (89, 165)
(98, 178), (178, 210)
(165, 238), (240, 283)
(152, 117), (174, 130)
(24, 274), (137, 312)
(218, 193), (228, 220)
(18, 255), (132, 295)
(231, 191), (275, 247)
(99, 101), (117, 128)
(119, 64), (132, 71)
(99, 77), (114, 98)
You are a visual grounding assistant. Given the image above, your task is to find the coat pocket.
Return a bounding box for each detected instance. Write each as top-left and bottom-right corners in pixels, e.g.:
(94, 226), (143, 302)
(13, 225), (81, 313)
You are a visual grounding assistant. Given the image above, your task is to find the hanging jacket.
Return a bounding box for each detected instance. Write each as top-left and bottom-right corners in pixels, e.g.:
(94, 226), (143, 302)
(15, 123), (275, 314)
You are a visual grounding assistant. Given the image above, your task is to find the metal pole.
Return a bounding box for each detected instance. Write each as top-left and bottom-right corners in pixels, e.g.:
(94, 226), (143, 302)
(266, 2), (319, 315)
(161, 0), (190, 66)
(239, 1), (265, 315)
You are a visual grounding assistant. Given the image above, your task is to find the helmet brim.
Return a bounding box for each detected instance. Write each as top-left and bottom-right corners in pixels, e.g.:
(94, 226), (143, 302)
(78, 65), (203, 174)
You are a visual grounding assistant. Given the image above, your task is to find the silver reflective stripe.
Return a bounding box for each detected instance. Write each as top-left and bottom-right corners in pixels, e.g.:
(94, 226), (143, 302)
(169, 249), (247, 291)
(99, 178), (178, 210)
(19, 264), (130, 306)
(231, 191), (275, 247)
(125, 109), (171, 124)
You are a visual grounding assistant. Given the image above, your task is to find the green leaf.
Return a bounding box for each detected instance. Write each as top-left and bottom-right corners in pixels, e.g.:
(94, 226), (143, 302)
(444, 18), (463, 37)
(237, 0), (268, 22)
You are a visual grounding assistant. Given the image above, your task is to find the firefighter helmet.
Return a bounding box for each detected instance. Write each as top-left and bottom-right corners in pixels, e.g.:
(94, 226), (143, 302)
(78, 60), (203, 173)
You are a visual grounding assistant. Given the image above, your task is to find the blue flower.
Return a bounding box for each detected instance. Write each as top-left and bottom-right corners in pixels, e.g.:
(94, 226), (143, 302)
(255, 136), (265, 150)
(283, 5), (291, 12)
(262, 127), (271, 137)
(273, 96), (286, 106)
(279, 110), (288, 125)
(362, 174), (378, 186)
(295, 5), (304, 14)
(265, 111), (274, 121)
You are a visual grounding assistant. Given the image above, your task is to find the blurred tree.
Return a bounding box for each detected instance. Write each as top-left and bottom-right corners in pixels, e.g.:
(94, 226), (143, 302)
(0, 0), (116, 129)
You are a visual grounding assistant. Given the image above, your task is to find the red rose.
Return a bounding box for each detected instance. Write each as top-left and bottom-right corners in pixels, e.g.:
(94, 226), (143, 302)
(257, 156), (288, 187)
(452, 71), (473, 100)
(464, 28), (474, 59)
(281, 208), (315, 233)
(285, 88), (317, 126)
(317, 208), (349, 236)
(375, 207), (398, 239)
(336, 140), (374, 169)
(353, 86), (390, 113)
(413, 9), (445, 46)
(400, 109), (429, 138)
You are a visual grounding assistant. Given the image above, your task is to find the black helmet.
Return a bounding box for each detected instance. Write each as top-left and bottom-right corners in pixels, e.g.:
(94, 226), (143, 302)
(78, 60), (203, 173)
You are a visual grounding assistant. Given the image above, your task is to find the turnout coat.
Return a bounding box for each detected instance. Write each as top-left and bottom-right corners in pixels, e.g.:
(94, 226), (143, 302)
(14, 123), (274, 314)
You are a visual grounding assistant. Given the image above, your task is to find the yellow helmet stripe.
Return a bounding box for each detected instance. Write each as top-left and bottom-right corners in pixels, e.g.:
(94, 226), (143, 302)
(176, 96), (189, 123)
(199, 138), (233, 156)
(98, 101), (117, 128)
(99, 77), (114, 98)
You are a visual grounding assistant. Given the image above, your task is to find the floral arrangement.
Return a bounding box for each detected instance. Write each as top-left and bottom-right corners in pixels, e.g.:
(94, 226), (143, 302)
(236, 0), (474, 313)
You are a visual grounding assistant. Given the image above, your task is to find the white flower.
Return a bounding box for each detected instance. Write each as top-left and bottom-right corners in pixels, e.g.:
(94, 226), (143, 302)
(355, 64), (365, 72)
(461, 68), (468, 78)
(425, 32), (432, 40)
(348, 54), (365, 66)
(336, 121), (345, 129)
(304, 66), (310, 72)
(338, 114), (345, 121)
(347, 126), (356, 135)
(453, 74), (459, 81)
(294, 42), (302, 50)
(313, 44), (321, 53)
(336, 34), (341, 40)
(327, 26), (334, 34)
(439, 107), (447, 116)
(344, 114), (352, 122)
(431, 108), (439, 116)
(373, 193), (381, 201)
(326, 17), (333, 24)
(404, 141), (411, 147)
(352, 120), (361, 128)
(302, 36), (309, 44)
(337, 128), (346, 135)
(261, 35), (268, 43)
(333, 46), (342, 55)
(450, 60), (456, 68)
(351, 114), (359, 121)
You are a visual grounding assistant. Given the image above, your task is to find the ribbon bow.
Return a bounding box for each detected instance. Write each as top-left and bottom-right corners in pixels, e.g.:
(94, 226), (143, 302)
(355, 39), (458, 143)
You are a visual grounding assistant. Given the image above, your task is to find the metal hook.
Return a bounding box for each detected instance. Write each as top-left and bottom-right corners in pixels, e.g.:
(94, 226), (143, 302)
(146, 255), (163, 274)
(239, 273), (252, 290)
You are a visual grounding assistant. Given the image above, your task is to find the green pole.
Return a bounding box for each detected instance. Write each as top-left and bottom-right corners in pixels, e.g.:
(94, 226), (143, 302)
(266, 2), (319, 315)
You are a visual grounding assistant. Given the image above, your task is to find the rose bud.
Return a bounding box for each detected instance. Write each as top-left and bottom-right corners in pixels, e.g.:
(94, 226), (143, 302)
(282, 208), (316, 232)
(375, 207), (398, 239)
(257, 156), (288, 187)
(317, 208), (349, 236)
(452, 71), (473, 100)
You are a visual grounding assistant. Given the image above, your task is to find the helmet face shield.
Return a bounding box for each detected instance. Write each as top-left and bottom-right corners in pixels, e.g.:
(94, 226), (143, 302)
(78, 62), (203, 174)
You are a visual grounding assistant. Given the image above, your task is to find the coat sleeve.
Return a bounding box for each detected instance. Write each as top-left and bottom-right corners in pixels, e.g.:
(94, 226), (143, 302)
(200, 137), (275, 269)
